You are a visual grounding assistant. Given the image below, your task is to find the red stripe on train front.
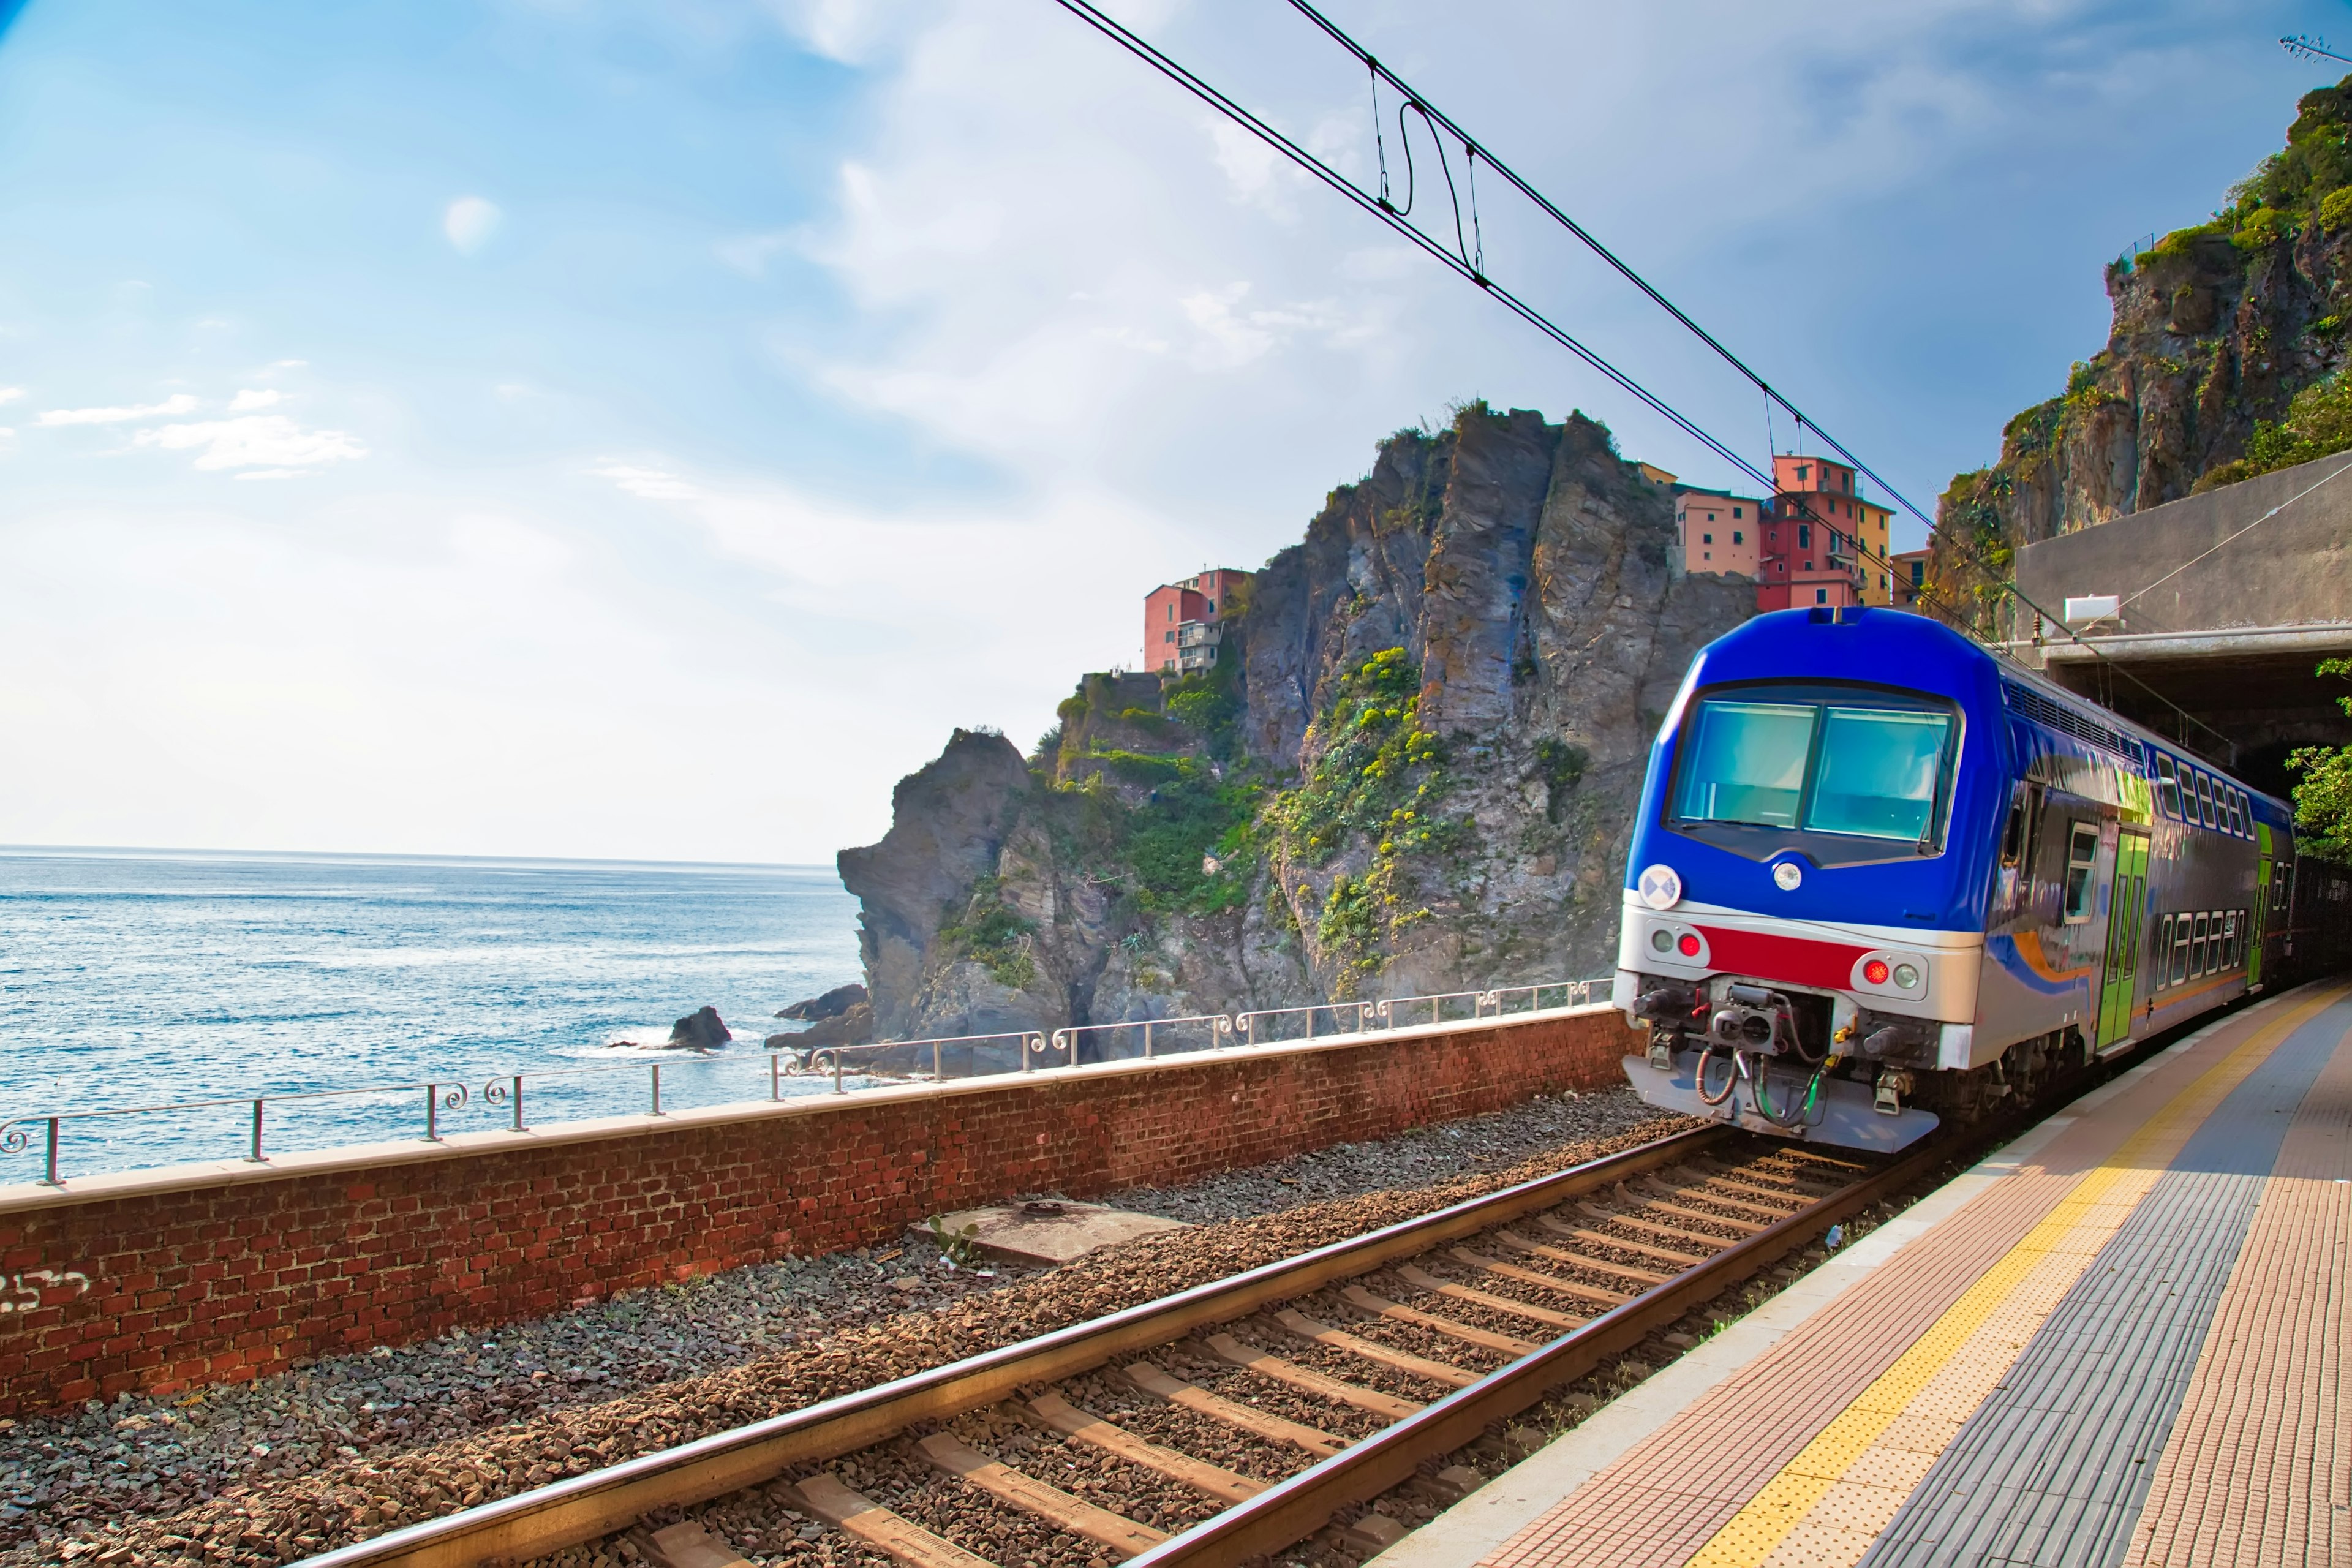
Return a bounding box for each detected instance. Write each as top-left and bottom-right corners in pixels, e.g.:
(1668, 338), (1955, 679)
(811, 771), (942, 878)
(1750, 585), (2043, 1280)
(1692, 924), (1872, 991)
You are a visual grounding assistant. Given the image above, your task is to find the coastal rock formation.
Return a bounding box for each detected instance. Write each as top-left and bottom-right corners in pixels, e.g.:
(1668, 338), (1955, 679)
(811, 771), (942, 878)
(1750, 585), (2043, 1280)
(667, 1005), (730, 1051)
(1934, 76), (2352, 612)
(834, 403), (1754, 1042)
(777, 982), (869, 1022)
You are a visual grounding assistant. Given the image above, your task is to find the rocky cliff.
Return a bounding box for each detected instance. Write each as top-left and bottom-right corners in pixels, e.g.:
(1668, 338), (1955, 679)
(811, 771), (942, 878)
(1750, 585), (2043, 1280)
(835, 404), (1754, 1042)
(1933, 75), (2352, 615)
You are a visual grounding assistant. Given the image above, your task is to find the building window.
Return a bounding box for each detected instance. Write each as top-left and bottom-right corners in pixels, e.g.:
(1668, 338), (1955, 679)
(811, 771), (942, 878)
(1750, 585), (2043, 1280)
(1165, 630), (1175, 643)
(1703, 533), (1713, 545)
(1797, 524), (1811, 549)
(1732, 531), (1743, 544)
(1814, 588), (1828, 604)
(1733, 507), (1743, 518)
(1205, 600), (1215, 612)
(1796, 464), (1809, 482)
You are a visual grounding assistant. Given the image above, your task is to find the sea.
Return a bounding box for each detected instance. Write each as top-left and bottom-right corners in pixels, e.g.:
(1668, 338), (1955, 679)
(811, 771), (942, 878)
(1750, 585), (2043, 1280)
(0, 848), (867, 1183)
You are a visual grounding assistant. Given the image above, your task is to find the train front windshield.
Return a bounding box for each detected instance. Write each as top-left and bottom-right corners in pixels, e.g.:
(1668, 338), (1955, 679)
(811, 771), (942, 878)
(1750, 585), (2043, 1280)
(1676, 696), (1953, 845)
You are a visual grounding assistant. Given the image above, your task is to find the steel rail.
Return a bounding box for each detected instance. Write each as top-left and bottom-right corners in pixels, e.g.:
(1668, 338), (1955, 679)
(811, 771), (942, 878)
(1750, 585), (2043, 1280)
(1124, 1121), (1965, 1564)
(290, 1125), (1725, 1568)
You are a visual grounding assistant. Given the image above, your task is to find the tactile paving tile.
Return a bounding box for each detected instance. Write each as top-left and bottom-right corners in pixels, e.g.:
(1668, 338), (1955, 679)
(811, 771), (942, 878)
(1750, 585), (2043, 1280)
(1856, 995), (2352, 1568)
(1472, 992), (2334, 1568)
(2120, 1014), (2352, 1568)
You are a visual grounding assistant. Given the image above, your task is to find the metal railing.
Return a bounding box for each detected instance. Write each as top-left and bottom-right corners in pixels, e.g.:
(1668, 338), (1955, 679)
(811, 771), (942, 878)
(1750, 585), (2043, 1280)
(1, 1078), (473, 1187)
(0, 978), (1611, 1185)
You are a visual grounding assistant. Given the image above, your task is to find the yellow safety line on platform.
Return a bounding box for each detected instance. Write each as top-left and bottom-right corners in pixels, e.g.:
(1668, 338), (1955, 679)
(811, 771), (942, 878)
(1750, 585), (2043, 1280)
(1683, 986), (2347, 1568)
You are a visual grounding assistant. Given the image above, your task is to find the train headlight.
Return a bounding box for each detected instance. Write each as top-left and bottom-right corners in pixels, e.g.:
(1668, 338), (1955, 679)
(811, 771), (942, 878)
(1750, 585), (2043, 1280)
(1637, 864), (1682, 911)
(1893, 962), (1921, 989)
(1772, 861), (1803, 891)
(1863, 959), (1890, 985)
(1649, 928), (1673, 953)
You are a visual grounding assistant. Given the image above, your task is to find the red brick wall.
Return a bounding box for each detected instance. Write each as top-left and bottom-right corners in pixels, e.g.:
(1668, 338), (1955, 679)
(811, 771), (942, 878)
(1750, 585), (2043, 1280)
(0, 1008), (1640, 1415)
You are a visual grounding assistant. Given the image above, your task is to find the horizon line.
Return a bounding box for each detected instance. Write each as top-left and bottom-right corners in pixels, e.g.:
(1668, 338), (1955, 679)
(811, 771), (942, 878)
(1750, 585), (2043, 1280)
(0, 843), (840, 875)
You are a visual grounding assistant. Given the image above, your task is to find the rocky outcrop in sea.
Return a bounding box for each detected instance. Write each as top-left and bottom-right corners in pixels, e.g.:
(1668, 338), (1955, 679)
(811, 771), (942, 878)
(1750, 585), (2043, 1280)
(832, 404), (1752, 1043)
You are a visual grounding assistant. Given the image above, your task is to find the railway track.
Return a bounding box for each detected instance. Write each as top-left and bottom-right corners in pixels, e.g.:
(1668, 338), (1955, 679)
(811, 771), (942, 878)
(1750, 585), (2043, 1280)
(290, 1119), (1969, 1568)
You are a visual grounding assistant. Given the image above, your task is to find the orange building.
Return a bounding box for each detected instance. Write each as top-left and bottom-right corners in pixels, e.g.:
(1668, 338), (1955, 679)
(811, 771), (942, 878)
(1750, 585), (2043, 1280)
(1144, 568), (1249, 675)
(1757, 455), (1895, 610)
(1891, 548), (1930, 609)
(1673, 486), (1764, 576)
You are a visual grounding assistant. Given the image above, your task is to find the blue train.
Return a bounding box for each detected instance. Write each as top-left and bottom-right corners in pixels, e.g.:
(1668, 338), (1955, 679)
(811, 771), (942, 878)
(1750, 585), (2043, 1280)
(1614, 605), (2350, 1151)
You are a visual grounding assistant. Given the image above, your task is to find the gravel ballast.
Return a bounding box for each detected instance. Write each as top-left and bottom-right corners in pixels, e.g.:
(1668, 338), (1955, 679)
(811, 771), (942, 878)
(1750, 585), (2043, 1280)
(6, 1087), (1672, 1568)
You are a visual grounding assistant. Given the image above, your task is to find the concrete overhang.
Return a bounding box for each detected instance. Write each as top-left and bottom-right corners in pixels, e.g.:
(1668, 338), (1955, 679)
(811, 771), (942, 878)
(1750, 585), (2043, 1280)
(2035, 621), (2352, 664)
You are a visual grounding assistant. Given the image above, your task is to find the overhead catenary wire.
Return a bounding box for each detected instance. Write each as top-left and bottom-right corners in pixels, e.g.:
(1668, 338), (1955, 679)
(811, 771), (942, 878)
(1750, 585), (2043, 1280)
(1047, 0), (2237, 756)
(1044, 6), (2037, 647)
(1272, 1), (2244, 756)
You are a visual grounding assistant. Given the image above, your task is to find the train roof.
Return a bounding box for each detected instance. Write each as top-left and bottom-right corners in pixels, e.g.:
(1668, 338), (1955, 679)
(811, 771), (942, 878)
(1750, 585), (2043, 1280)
(1694, 607), (2290, 816)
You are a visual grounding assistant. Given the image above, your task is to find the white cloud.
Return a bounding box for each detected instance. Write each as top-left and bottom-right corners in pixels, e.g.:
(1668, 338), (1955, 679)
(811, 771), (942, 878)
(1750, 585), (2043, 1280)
(36, 394), (200, 426)
(134, 415), (367, 473)
(0, 388), (21, 405)
(587, 463), (706, 501)
(228, 388), (281, 412)
(443, 196), (502, 256)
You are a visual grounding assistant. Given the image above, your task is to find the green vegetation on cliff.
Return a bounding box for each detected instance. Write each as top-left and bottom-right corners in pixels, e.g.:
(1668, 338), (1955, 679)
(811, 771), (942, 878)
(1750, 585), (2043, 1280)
(1931, 74), (2352, 612)
(2288, 659), (2352, 863)
(1264, 647), (1466, 989)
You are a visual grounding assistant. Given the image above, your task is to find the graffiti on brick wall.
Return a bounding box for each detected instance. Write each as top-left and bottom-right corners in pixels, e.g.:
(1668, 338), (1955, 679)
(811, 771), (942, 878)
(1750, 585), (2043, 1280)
(0, 1270), (92, 1314)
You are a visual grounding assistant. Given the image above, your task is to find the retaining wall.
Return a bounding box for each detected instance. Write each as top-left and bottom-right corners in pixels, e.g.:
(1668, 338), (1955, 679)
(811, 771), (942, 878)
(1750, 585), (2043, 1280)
(0, 1005), (1642, 1415)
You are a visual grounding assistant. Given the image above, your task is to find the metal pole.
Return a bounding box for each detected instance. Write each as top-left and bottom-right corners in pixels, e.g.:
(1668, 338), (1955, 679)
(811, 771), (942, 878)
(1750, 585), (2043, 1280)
(1144, 1020), (1154, 1059)
(426, 1084), (439, 1142)
(833, 1053), (844, 1094)
(511, 1076), (524, 1131)
(650, 1063), (662, 1115)
(251, 1099), (265, 1162)
(933, 1039), (943, 1081)
(1305, 1006), (1315, 1041)
(43, 1118), (58, 1186)
(771, 1053), (781, 1101)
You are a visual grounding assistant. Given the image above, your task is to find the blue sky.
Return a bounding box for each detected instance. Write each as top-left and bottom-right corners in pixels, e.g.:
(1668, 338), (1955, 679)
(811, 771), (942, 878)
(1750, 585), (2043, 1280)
(0, 0), (2342, 862)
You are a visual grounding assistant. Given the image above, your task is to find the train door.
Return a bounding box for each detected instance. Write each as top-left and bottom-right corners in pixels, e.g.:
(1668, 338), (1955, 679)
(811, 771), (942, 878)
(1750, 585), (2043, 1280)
(2096, 828), (2150, 1049)
(2250, 824), (2272, 988)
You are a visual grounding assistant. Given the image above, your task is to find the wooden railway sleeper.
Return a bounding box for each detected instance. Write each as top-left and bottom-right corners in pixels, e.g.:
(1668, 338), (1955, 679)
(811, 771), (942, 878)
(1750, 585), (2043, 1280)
(1340, 1286), (1541, 1357)
(1449, 1246), (1630, 1307)
(914, 1431), (1166, 1559)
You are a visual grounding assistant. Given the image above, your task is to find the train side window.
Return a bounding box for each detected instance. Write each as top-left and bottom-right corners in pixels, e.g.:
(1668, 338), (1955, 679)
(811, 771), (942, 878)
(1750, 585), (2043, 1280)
(2192, 912), (2211, 976)
(2227, 910), (2242, 968)
(2062, 823), (2099, 923)
(2154, 755), (2181, 818)
(2197, 772), (2216, 827)
(2237, 791), (2253, 836)
(1999, 785), (2030, 867)
(2155, 914), (2173, 985)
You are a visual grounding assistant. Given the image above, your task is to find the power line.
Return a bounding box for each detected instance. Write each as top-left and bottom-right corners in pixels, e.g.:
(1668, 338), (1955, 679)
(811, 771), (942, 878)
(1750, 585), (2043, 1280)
(1047, 0), (2238, 760)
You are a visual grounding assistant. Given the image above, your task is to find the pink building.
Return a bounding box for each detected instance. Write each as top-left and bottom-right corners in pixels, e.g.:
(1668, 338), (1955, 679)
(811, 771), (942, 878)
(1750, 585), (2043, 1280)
(1144, 568), (1248, 675)
(1673, 486), (1763, 577)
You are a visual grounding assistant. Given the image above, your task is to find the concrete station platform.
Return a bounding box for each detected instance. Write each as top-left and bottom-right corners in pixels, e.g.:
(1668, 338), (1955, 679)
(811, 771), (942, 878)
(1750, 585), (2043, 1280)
(1377, 979), (2352, 1568)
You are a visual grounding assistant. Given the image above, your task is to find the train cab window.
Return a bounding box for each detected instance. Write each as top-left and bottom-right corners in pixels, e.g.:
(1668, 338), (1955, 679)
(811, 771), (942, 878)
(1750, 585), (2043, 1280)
(1677, 700), (1812, 826)
(1806, 707), (1951, 839)
(2154, 755), (2182, 818)
(2062, 823), (2099, 923)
